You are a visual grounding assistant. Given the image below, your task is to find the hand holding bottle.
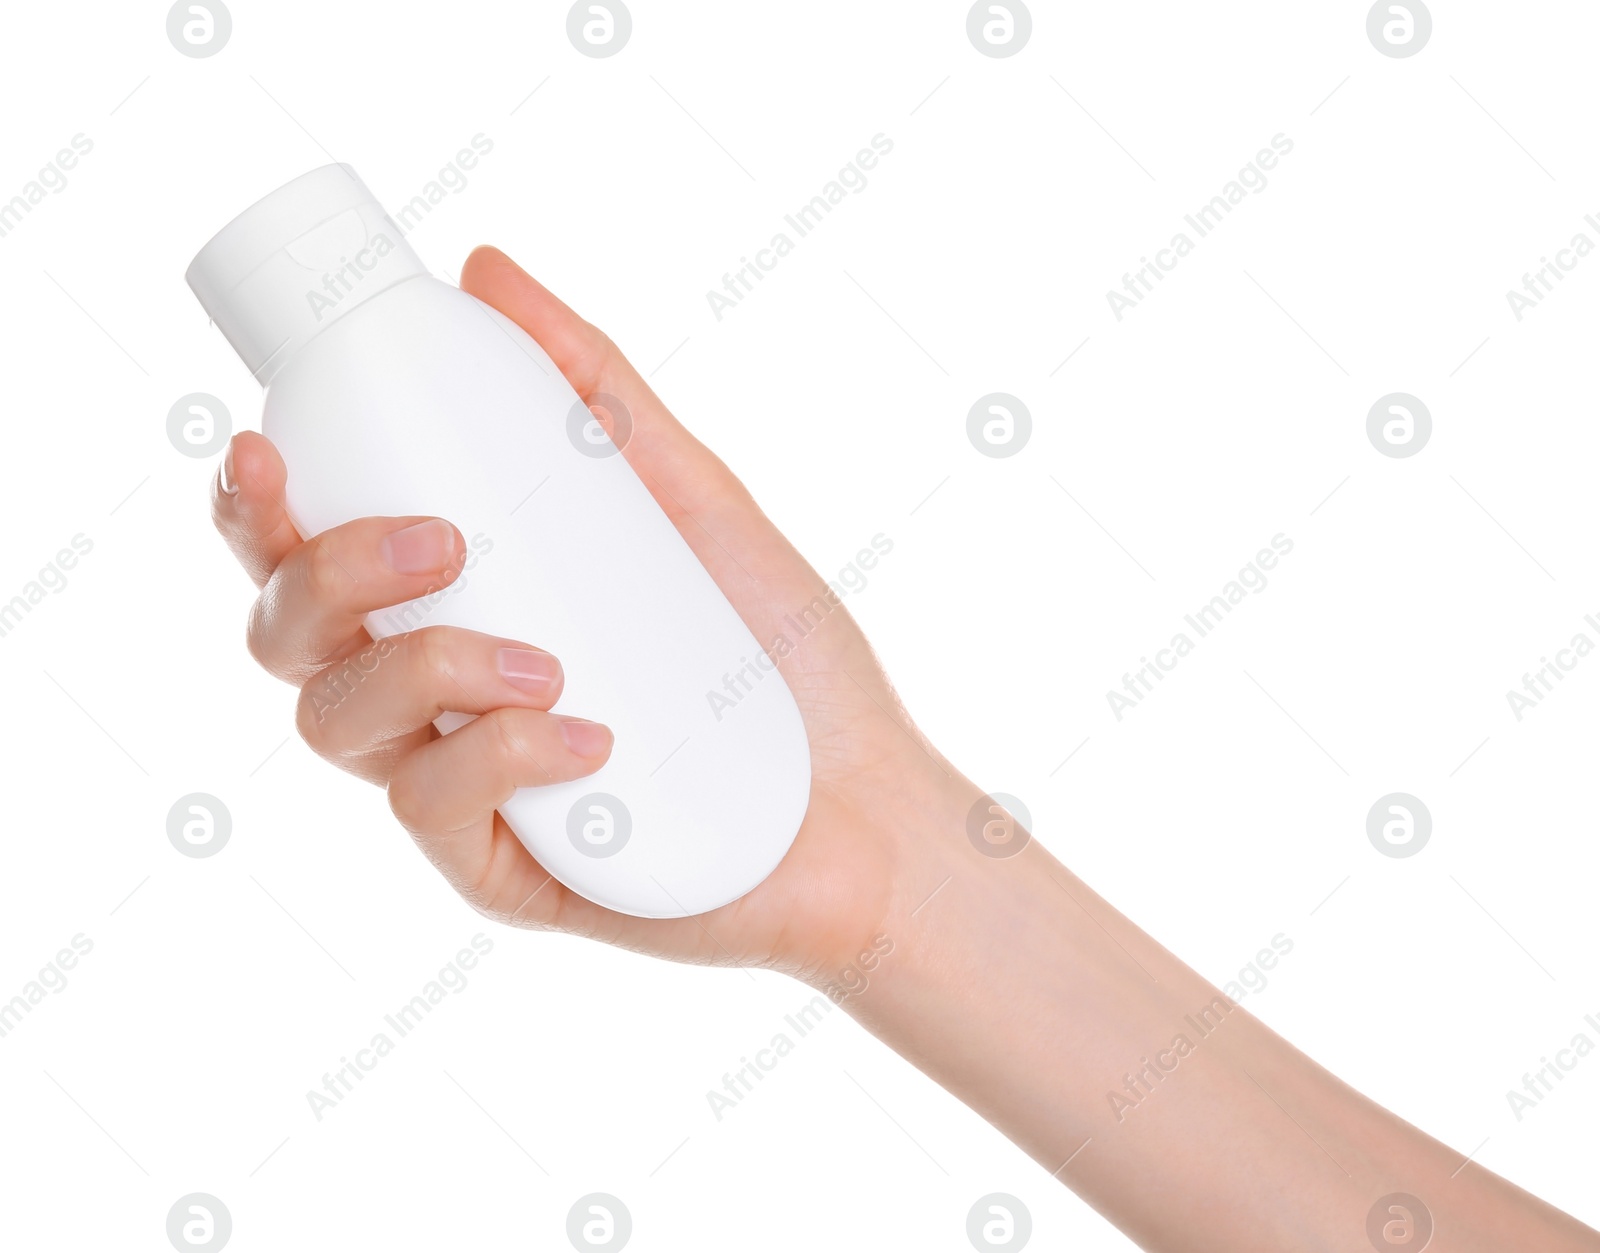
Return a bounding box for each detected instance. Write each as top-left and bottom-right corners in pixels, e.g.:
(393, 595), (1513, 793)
(210, 247), (1600, 1253)
(211, 245), (957, 983)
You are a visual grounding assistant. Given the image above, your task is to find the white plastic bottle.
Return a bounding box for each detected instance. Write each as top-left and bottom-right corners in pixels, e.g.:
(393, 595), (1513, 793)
(186, 164), (811, 919)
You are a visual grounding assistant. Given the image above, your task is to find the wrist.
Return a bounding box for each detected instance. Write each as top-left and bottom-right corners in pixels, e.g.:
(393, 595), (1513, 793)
(839, 808), (1071, 1031)
(802, 766), (1047, 1012)
(811, 776), (1110, 1171)
(783, 760), (983, 999)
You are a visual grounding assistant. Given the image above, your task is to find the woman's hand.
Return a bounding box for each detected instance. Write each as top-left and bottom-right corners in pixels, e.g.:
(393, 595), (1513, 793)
(210, 248), (1600, 1252)
(211, 245), (970, 990)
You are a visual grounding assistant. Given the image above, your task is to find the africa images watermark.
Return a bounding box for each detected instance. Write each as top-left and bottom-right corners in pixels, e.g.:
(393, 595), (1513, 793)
(0, 134), (93, 241)
(305, 933), (494, 1121)
(1502, 611), (1600, 722)
(706, 533), (892, 722)
(1106, 533), (1294, 721)
(0, 534), (94, 641)
(1106, 133), (1294, 322)
(1504, 1007), (1600, 1122)
(705, 995), (828, 1123)
(819, 930), (894, 1005)
(0, 934), (94, 1040)
(391, 134), (495, 235)
(704, 933), (892, 1123)
(707, 934), (896, 1120)
(302, 135), (496, 325)
(1106, 932), (1294, 1123)
(705, 134), (895, 322)
(311, 532), (495, 722)
(1503, 210), (1600, 322)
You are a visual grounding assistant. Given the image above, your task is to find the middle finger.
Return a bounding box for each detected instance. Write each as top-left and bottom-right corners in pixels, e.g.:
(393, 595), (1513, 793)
(296, 626), (565, 784)
(247, 515), (465, 683)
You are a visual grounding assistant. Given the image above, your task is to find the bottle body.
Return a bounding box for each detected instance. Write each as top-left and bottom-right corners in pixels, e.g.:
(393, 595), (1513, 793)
(259, 274), (811, 918)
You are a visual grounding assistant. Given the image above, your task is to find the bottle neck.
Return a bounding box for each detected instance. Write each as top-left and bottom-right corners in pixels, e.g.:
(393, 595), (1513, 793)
(187, 166), (430, 385)
(221, 208), (428, 383)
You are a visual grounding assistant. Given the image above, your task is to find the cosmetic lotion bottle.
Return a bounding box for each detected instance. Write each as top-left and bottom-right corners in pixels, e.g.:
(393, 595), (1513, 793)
(187, 164), (811, 918)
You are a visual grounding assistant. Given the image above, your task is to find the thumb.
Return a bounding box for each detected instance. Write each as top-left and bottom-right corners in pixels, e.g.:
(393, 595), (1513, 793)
(460, 245), (613, 399)
(458, 245), (813, 597)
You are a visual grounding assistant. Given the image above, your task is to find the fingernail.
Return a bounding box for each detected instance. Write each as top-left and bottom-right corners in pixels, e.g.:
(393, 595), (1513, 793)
(497, 647), (561, 694)
(219, 442), (239, 496)
(382, 519), (454, 574)
(558, 717), (612, 758)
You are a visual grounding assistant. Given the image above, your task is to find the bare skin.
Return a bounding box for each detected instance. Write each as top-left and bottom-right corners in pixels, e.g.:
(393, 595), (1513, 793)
(212, 246), (1600, 1253)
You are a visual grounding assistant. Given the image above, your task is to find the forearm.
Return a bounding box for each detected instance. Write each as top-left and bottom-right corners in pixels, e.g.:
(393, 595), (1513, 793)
(830, 775), (1598, 1253)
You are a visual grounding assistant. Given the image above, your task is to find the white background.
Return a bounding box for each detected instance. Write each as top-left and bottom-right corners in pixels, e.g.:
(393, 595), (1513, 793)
(2, 1), (1598, 1248)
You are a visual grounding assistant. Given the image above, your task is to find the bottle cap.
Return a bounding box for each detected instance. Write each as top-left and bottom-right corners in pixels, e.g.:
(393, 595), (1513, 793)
(186, 164), (427, 382)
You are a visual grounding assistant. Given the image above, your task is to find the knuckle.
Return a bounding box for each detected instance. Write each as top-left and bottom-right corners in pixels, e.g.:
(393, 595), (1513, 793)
(585, 328), (619, 375)
(482, 707), (536, 774)
(447, 873), (498, 920)
(293, 683), (331, 755)
(386, 763), (427, 833)
(300, 540), (352, 605)
(294, 654), (363, 756)
(244, 598), (276, 674)
(407, 626), (457, 686)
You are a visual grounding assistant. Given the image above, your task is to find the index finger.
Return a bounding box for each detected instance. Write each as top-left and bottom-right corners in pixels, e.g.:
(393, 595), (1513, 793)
(211, 431), (303, 588)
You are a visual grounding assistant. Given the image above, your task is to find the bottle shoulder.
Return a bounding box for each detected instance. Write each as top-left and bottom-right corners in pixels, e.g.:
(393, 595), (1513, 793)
(264, 276), (525, 398)
(261, 272), (568, 440)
